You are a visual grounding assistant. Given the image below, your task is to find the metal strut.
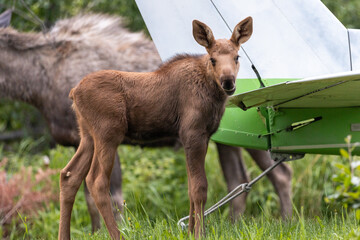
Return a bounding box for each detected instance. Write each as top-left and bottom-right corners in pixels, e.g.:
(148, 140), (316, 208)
(177, 155), (289, 229)
(209, 0), (265, 89)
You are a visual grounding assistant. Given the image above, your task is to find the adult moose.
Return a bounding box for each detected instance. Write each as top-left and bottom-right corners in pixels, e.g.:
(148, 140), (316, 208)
(59, 17), (253, 239)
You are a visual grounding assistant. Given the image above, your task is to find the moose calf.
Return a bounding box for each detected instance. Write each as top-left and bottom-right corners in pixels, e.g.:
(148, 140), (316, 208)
(59, 17), (253, 239)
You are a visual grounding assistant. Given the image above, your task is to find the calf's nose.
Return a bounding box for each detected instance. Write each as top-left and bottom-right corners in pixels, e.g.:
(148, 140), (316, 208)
(220, 75), (236, 95)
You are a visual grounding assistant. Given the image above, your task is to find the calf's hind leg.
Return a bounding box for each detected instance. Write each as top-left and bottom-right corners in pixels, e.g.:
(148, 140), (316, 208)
(86, 136), (123, 240)
(84, 154), (123, 233)
(59, 121), (94, 240)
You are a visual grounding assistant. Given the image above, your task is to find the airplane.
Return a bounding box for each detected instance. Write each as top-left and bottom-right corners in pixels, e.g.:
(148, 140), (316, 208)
(135, 0), (360, 157)
(134, 0), (360, 225)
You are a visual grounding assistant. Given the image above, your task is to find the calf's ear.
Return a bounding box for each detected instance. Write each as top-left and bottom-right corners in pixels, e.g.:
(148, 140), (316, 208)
(192, 20), (215, 49)
(231, 16), (253, 47)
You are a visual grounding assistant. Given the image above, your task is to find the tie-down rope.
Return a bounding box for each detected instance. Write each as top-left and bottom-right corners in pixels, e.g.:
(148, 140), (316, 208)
(177, 157), (286, 229)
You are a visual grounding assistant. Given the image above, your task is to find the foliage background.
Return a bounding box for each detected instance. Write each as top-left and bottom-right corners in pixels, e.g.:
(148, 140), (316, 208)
(0, 0), (360, 239)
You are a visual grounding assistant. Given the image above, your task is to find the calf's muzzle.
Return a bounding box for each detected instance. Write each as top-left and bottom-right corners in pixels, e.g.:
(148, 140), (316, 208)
(220, 75), (236, 95)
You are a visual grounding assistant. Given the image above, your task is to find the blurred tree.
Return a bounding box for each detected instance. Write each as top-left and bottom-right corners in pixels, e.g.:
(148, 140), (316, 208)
(322, 0), (360, 29)
(0, 0), (146, 32)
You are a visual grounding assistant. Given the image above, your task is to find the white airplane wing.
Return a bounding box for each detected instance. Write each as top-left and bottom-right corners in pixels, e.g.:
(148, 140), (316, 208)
(229, 70), (360, 110)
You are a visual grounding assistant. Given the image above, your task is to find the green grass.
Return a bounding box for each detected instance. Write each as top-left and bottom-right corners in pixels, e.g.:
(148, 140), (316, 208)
(0, 138), (359, 239)
(82, 209), (359, 240)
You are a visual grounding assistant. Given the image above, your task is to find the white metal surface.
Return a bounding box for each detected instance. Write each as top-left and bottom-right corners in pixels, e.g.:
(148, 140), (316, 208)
(211, 0), (351, 78)
(136, 0), (353, 79)
(349, 29), (360, 71)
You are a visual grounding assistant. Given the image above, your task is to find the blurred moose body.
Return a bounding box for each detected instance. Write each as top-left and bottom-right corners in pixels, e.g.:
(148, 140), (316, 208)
(0, 14), (292, 234)
(59, 17), (254, 239)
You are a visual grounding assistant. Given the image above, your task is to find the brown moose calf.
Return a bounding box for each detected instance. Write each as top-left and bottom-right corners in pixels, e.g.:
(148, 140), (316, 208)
(58, 17), (253, 239)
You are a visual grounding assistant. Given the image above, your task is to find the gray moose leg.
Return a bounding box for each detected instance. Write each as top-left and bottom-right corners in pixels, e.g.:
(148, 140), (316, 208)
(216, 143), (249, 221)
(246, 148), (292, 219)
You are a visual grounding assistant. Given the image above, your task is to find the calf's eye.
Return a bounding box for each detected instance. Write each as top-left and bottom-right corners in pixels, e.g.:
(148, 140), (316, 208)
(234, 55), (240, 64)
(210, 58), (216, 66)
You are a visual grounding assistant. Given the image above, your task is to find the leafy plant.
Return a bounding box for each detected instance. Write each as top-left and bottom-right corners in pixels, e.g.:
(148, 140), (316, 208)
(325, 135), (360, 219)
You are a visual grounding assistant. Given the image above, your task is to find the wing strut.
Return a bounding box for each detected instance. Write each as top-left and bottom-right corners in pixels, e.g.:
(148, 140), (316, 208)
(209, 0), (265, 88)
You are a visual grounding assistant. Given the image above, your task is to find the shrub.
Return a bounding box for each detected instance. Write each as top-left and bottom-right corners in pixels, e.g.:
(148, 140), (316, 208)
(0, 157), (58, 237)
(324, 135), (360, 219)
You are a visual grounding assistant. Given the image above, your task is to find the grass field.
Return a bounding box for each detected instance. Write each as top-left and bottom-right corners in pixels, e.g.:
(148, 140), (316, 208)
(0, 137), (359, 239)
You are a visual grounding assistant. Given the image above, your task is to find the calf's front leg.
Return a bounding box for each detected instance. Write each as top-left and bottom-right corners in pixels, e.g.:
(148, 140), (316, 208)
(182, 134), (209, 238)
